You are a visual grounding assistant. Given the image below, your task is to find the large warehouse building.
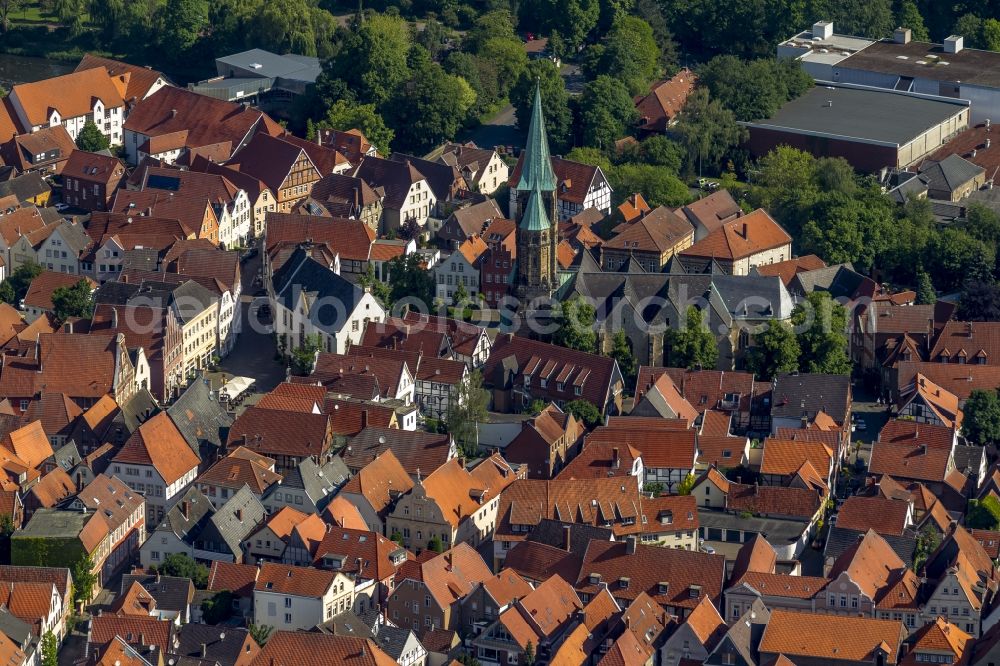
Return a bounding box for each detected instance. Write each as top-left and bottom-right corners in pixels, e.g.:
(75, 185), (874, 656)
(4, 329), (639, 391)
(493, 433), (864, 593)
(744, 83), (970, 172)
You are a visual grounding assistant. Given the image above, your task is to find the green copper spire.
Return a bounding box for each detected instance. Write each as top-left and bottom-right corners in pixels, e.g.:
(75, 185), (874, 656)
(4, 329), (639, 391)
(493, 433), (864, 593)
(515, 83), (557, 192)
(519, 187), (550, 232)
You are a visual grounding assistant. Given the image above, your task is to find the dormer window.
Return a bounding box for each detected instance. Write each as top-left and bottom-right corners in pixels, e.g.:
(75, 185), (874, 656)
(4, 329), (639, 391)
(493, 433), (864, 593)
(540, 378), (547, 388)
(524, 375), (531, 387)
(574, 385), (582, 396)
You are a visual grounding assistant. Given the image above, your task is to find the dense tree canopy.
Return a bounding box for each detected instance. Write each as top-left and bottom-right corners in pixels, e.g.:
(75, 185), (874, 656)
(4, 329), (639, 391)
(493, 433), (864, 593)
(510, 60), (573, 153)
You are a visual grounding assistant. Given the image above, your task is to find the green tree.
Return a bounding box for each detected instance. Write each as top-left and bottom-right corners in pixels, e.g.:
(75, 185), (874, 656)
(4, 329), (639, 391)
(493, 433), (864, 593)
(386, 61), (475, 153)
(510, 60), (572, 153)
(388, 253), (435, 306)
(667, 306), (718, 370)
(578, 75), (638, 150)
(592, 16), (660, 95)
(552, 296), (596, 353)
(75, 121), (111, 152)
(673, 88), (746, 177)
(156, 553), (209, 588)
(248, 623), (273, 646)
(416, 17), (451, 60)
(676, 472), (696, 495)
(958, 280), (1000, 322)
(916, 270), (936, 305)
(968, 496), (1000, 530)
(896, 1), (929, 41)
(963, 389), (1000, 446)
(565, 399), (602, 428)
(608, 330), (636, 389)
(642, 481), (665, 496)
(41, 631), (57, 666)
(290, 333), (321, 375)
(791, 291), (851, 375)
(8, 263), (41, 304)
(608, 164), (690, 208)
(357, 263), (391, 307)
(984, 18), (1000, 52)
(817, 0), (894, 39)
(522, 0), (598, 49)
(747, 320), (800, 380)
(200, 590), (234, 624)
(72, 556), (97, 605)
(563, 147), (611, 172)
(954, 14), (984, 49)
(697, 56), (812, 122)
(157, 0), (209, 56)
(524, 641), (536, 666)
(319, 99), (394, 156)
(478, 37), (528, 95)
(913, 524), (940, 572)
(250, 0), (319, 56)
(462, 9), (517, 52)
(446, 370), (489, 457)
(427, 535), (444, 553)
(0, 281), (14, 305)
(326, 12), (411, 106)
(0, 0), (22, 32)
(51, 279), (95, 323)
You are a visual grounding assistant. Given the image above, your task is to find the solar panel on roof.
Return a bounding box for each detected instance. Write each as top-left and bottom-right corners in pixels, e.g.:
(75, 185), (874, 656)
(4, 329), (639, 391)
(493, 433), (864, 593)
(146, 174), (182, 191)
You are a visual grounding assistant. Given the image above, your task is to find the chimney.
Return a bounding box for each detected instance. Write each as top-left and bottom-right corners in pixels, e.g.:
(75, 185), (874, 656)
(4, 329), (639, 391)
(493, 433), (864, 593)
(235, 509), (243, 521)
(944, 35), (964, 54)
(894, 27), (912, 44)
(180, 501), (189, 519)
(445, 552), (453, 571)
(563, 525), (572, 551)
(625, 535), (637, 555)
(968, 322), (974, 338)
(741, 221), (748, 238)
(612, 447), (620, 470)
(361, 409), (368, 430)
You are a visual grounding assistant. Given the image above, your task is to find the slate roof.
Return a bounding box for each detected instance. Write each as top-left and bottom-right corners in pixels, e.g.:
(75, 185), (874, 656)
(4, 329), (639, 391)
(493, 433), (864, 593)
(277, 457), (349, 508)
(770, 373), (851, 424)
(121, 574), (194, 614)
(167, 378), (233, 456)
(271, 246), (365, 326)
(919, 154), (985, 194)
(824, 527), (916, 569)
(175, 624), (259, 665)
(343, 427), (451, 477)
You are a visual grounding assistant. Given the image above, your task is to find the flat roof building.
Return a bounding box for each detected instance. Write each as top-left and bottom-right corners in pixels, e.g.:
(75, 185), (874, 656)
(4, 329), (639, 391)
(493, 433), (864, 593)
(189, 49), (321, 105)
(780, 21), (1000, 123)
(744, 82), (970, 171)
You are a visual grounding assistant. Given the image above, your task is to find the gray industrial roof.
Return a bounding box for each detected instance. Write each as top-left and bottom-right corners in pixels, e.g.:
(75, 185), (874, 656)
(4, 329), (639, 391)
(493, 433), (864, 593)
(216, 49), (320, 83)
(839, 39), (1000, 89)
(748, 84), (968, 146)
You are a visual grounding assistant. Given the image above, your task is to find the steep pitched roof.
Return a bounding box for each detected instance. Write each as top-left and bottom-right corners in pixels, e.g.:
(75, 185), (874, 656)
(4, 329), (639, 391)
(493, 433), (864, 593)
(828, 529), (907, 601)
(759, 609), (902, 664)
(835, 496), (910, 537)
(680, 209), (790, 261)
(12, 68), (124, 126)
(113, 411), (200, 484)
(249, 631), (396, 666)
(338, 450), (413, 514)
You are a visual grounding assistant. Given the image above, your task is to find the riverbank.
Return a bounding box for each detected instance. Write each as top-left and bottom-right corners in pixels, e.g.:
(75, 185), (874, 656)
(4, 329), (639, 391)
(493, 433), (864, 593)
(0, 53), (76, 88)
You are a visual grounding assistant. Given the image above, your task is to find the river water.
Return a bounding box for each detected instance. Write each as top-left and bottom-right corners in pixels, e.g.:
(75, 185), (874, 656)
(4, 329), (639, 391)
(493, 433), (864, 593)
(0, 53), (75, 89)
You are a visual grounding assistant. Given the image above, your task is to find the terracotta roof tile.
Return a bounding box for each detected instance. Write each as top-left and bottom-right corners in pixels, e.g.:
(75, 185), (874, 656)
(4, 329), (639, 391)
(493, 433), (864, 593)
(75, 55), (166, 103)
(12, 68), (124, 127)
(4, 420), (53, 470)
(27, 468), (75, 509)
(255, 562), (336, 597)
(755, 255), (827, 285)
(24, 271), (96, 313)
(726, 483), (822, 519)
(575, 539), (725, 612)
(836, 496), (910, 537)
(207, 560), (258, 599)
(759, 438), (832, 478)
(339, 450), (414, 515)
(341, 426), (451, 478)
(759, 609), (903, 664)
(110, 580), (156, 616)
(870, 420), (955, 482)
(899, 618), (970, 666)
(249, 631), (397, 666)
(227, 405), (331, 461)
(635, 69), (696, 132)
(113, 411), (199, 484)
(586, 424), (696, 471)
(89, 615), (172, 653)
(828, 529), (906, 600)
(680, 209), (790, 261)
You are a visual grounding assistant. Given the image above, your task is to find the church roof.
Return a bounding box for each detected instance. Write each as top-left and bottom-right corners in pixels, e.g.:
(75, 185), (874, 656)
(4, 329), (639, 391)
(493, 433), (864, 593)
(520, 187), (551, 232)
(515, 85), (557, 192)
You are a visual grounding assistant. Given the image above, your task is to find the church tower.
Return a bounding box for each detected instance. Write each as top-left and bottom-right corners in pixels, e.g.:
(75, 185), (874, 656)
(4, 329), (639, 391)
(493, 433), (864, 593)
(514, 85), (559, 303)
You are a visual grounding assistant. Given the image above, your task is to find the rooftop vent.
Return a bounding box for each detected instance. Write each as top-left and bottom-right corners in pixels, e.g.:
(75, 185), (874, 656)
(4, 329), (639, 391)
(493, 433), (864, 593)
(944, 35), (964, 54)
(250, 63), (263, 69)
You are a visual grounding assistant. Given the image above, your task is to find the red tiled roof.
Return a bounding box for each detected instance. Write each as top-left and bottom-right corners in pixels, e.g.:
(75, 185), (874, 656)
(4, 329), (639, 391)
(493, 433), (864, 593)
(250, 631), (397, 666)
(755, 255), (827, 285)
(634, 69), (696, 132)
(24, 271), (96, 312)
(113, 411), (199, 484)
(759, 609), (903, 664)
(508, 155), (602, 205)
(835, 496), (910, 536)
(255, 562), (336, 597)
(680, 208), (790, 261)
(12, 68), (124, 126)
